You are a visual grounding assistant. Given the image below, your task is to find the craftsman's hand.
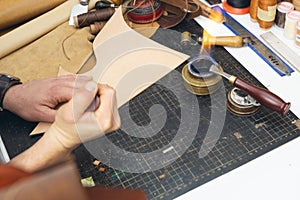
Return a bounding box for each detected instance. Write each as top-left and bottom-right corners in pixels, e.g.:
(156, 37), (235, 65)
(9, 81), (120, 172)
(47, 81), (121, 149)
(2, 75), (92, 122)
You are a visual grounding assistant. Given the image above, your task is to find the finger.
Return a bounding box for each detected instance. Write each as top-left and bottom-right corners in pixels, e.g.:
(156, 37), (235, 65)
(57, 74), (93, 89)
(71, 81), (98, 121)
(50, 75), (93, 104)
(37, 107), (57, 122)
(95, 84), (120, 132)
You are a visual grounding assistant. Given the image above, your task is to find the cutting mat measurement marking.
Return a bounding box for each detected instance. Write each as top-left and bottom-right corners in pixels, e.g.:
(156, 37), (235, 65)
(261, 31), (300, 73)
(213, 6), (294, 77)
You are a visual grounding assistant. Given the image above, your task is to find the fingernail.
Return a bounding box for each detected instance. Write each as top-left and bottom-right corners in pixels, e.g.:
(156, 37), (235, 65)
(85, 81), (97, 92)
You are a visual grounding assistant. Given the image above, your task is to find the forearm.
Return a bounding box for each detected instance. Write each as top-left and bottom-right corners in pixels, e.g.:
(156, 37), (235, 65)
(9, 132), (72, 173)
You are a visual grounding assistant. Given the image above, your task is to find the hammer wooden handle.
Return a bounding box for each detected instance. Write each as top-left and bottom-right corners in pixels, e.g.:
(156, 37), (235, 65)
(207, 36), (244, 48)
(233, 77), (291, 115)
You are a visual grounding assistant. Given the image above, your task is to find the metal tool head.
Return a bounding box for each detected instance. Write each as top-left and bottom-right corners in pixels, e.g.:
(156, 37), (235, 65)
(187, 55), (219, 79)
(209, 64), (220, 74)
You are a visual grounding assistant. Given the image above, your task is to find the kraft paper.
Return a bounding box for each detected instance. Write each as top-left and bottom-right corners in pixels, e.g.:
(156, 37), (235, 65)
(0, 0), (98, 59)
(0, 0), (67, 30)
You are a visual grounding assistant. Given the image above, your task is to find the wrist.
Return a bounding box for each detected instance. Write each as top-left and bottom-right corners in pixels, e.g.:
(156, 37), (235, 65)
(2, 84), (22, 111)
(46, 124), (81, 151)
(0, 74), (22, 111)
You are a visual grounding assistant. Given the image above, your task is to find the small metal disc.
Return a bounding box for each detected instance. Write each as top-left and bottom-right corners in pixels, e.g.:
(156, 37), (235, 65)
(227, 87), (260, 116)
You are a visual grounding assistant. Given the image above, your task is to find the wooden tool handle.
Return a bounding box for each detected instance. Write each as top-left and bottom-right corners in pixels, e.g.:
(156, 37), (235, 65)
(234, 77), (291, 115)
(209, 36), (243, 48)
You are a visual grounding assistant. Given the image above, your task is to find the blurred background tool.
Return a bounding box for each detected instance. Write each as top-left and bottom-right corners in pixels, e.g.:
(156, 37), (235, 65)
(181, 30), (252, 48)
(193, 0), (225, 23)
(69, 0), (90, 25)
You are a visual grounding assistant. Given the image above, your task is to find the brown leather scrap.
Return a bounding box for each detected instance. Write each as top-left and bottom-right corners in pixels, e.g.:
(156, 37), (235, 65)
(157, 0), (202, 28)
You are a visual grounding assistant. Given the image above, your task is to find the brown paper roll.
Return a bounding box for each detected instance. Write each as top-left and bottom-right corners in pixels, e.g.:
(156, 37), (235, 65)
(0, 0), (98, 59)
(0, 22), (93, 83)
(0, 0), (67, 30)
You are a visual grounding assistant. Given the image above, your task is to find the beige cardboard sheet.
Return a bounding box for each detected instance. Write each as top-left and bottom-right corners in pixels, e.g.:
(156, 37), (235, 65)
(30, 7), (189, 135)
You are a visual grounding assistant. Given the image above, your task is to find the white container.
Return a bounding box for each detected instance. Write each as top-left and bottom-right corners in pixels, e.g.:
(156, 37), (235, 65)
(284, 10), (300, 39)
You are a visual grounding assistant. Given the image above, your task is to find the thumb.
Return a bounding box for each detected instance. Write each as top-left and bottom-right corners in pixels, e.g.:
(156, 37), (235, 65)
(72, 81), (98, 121)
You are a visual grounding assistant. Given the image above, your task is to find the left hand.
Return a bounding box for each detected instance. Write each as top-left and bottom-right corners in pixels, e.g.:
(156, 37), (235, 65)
(3, 75), (92, 122)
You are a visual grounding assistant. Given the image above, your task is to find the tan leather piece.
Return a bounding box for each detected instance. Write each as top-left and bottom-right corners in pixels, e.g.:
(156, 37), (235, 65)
(0, 0), (67, 30)
(0, 22), (93, 83)
(30, 7), (189, 135)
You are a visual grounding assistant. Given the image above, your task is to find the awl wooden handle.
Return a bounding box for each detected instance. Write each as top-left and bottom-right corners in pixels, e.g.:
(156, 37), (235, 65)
(233, 77), (291, 115)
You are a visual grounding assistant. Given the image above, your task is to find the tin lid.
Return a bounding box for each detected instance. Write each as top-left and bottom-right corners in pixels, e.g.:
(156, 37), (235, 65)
(287, 10), (300, 21)
(277, 1), (294, 13)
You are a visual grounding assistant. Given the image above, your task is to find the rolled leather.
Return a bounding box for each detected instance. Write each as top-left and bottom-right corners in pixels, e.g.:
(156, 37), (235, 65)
(0, 0), (67, 30)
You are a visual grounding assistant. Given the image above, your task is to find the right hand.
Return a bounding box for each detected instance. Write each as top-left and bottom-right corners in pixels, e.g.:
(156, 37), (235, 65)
(47, 81), (121, 150)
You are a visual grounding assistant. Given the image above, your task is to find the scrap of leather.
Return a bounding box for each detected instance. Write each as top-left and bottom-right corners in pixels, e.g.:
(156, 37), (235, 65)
(157, 0), (202, 28)
(0, 0), (67, 30)
(157, 3), (187, 28)
(0, 22), (93, 83)
(30, 7), (189, 135)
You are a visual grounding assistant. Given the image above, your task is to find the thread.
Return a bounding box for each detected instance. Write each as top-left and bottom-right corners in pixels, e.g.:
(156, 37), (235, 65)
(257, 0), (277, 30)
(275, 1), (294, 28)
(250, 0), (259, 22)
(90, 21), (107, 35)
(127, 0), (163, 24)
(296, 20), (300, 46)
(284, 10), (300, 39)
(74, 7), (115, 28)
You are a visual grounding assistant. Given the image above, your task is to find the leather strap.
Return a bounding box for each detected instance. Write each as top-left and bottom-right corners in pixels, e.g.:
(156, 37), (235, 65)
(157, 0), (202, 28)
(157, 3), (187, 28)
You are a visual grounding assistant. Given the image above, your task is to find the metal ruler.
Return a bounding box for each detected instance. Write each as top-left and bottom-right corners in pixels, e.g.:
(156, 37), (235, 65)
(215, 6), (294, 76)
(0, 135), (10, 163)
(261, 31), (300, 73)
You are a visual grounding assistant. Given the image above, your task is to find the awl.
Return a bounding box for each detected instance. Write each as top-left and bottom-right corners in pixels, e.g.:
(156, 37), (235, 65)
(209, 64), (291, 115)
